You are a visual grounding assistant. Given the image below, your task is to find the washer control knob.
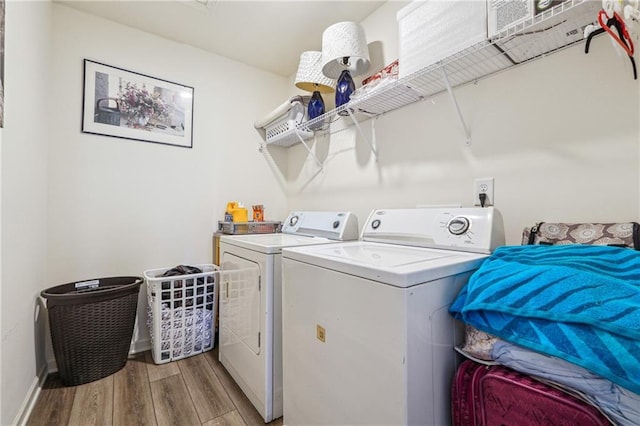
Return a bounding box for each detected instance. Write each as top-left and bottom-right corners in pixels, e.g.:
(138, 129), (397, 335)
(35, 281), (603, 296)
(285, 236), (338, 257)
(371, 219), (381, 229)
(447, 216), (470, 235)
(289, 215), (299, 227)
(333, 220), (340, 229)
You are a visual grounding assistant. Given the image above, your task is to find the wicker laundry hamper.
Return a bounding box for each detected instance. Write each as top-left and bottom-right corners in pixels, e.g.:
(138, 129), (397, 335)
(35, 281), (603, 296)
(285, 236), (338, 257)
(41, 276), (143, 386)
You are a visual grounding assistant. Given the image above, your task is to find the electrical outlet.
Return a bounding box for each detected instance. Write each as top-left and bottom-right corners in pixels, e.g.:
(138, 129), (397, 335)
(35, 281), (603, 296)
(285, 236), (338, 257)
(474, 178), (494, 206)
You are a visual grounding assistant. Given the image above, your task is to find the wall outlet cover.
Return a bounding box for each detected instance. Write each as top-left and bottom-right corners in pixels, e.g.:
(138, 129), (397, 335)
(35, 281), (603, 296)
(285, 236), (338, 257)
(474, 178), (494, 206)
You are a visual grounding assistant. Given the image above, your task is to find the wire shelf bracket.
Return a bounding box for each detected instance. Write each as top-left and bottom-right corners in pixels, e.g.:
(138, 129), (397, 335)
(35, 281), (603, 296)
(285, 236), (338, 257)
(295, 129), (323, 170)
(441, 65), (471, 146)
(346, 109), (378, 161)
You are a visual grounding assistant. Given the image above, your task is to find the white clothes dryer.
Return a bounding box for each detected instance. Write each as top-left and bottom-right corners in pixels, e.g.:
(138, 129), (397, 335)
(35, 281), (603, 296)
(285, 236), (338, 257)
(281, 207), (504, 426)
(218, 211), (358, 422)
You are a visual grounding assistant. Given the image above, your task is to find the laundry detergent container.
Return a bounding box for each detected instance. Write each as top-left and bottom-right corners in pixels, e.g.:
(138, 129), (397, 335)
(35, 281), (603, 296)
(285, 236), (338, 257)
(41, 276), (143, 386)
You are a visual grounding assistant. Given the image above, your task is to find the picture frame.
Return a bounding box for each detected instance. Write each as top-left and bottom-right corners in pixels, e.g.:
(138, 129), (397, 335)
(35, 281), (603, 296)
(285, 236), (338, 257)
(82, 59), (194, 148)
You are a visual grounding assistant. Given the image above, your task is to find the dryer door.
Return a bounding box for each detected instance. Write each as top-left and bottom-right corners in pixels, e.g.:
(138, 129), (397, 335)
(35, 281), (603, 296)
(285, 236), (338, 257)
(220, 252), (261, 354)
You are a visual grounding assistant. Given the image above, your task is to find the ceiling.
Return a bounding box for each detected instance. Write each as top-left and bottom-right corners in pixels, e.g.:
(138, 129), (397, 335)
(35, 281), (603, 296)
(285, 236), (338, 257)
(56, 0), (386, 77)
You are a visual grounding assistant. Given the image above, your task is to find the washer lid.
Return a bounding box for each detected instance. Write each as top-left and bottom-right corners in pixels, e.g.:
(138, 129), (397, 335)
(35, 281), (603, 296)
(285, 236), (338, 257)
(282, 241), (488, 288)
(220, 233), (337, 254)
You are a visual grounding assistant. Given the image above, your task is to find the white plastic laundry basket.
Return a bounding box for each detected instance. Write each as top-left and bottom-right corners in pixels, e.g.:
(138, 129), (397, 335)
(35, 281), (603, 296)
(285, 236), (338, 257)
(144, 264), (218, 364)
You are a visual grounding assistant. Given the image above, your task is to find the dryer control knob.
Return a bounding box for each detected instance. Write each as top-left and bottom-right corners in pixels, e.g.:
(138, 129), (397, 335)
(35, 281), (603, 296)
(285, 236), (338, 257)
(447, 216), (470, 235)
(333, 220), (340, 229)
(371, 219), (381, 229)
(289, 215), (299, 227)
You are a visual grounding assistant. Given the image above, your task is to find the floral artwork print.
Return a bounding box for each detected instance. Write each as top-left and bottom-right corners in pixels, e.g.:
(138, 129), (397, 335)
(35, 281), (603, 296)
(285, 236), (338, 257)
(100, 78), (186, 134)
(82, 60), (193, 148)
(117, 81), (174, 131)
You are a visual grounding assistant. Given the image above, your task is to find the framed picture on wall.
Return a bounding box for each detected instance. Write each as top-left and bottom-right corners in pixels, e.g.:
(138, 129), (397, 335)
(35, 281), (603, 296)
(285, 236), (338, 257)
(82, 59), (194, 148)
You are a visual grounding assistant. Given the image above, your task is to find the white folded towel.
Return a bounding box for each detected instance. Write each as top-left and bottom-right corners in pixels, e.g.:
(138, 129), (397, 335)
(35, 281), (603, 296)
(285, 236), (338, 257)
(254, 95), (304, 129)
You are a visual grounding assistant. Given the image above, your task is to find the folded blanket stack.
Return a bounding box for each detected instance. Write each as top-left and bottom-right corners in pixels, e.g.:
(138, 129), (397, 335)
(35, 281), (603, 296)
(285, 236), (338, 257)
(450, 244), (640, 394)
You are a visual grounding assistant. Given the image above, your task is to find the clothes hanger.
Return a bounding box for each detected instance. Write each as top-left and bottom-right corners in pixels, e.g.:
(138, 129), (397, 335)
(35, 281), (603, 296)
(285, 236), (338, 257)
(585, 10), (637, 80)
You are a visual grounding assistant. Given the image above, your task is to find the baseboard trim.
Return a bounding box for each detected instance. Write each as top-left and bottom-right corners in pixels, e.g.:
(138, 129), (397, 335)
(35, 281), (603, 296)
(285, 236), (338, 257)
(13, 365), (47, 426)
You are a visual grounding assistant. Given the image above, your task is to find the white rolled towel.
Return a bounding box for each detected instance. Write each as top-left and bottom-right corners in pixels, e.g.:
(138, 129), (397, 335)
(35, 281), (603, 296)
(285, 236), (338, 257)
(254, 95), (304, 129)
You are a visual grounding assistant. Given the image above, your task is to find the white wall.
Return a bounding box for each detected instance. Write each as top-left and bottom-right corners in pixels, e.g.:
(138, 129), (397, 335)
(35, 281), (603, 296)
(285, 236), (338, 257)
(46, 3), (290, 357)
(0, 118), (3, 426)
(3, 1), (293, 420)
(283, 3), (640, 244)
(1, 1), (52, 424)
(0, 124), (2, 424)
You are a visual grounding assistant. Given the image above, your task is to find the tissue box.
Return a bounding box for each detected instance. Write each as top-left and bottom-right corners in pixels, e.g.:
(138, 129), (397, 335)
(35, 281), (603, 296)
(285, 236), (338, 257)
(397, 0), (488, 79)
(487, 0), (565, 38)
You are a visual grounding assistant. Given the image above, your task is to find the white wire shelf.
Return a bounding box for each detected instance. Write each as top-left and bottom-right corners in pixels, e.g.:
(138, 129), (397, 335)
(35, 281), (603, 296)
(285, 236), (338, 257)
(289, 0), (600, 139)
(264, 126), (314, 148)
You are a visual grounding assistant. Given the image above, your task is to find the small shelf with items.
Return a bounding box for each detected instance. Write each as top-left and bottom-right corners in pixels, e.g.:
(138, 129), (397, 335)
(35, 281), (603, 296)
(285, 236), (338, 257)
(370, 0), (599, 104)
(260, 0), (600, 149)
(254, 95), (313, 148)
(254, 95), (325, 168)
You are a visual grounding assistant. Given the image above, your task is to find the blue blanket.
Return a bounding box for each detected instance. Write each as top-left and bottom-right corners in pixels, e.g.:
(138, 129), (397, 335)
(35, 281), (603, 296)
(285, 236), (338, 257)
(449, 244), (640, 394)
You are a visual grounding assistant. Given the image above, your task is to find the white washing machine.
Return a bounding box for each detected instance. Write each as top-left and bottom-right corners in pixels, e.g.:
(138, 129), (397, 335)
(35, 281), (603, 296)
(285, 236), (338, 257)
(218, 211), (359, 423)
(281, 207), (504, 426)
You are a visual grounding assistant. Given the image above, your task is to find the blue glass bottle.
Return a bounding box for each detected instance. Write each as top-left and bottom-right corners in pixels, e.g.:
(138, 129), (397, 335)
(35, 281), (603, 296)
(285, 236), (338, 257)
(308, 90), (325, 120)
(335, 69), (355, 114)
(307, 90), (325, 130)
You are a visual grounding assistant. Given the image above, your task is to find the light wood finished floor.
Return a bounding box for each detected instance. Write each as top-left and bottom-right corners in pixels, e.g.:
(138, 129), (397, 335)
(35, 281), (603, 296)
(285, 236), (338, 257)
(27, 348), (283, 426)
